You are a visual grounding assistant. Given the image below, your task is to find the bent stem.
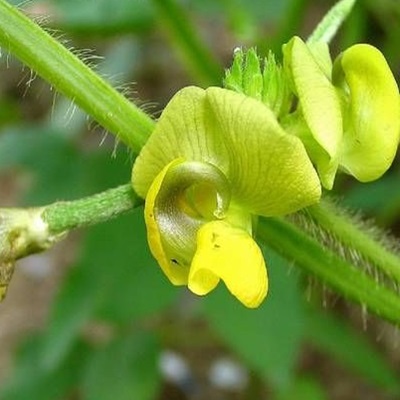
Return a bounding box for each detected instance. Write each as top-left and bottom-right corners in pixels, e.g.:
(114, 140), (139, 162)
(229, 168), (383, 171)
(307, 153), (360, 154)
(0, 0), (154, 153)
(307, 200), (400, 285)
(257, 217), (400, 325)
(42, 184), (143, 234)
(0, 184), (142, 299)
(0, 184), (142, 261)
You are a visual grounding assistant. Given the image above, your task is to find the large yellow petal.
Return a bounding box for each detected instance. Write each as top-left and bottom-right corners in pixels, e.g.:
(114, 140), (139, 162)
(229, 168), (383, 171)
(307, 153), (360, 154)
(188, 221), (268, 308)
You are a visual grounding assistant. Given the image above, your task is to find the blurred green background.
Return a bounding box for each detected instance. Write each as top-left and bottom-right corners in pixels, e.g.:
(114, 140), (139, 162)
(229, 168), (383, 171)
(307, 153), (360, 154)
(0, 0), (399, 399)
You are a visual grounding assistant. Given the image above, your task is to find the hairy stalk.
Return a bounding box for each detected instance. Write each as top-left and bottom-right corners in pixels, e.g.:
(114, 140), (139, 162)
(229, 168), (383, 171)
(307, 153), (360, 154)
(0, 185), (142, 299)
(0, 0), (154, 153)
(307, 0), (356, 44)
(257, 217), (400, 325)
(42, 184), (142, 234)
(303, 200), (400, 285)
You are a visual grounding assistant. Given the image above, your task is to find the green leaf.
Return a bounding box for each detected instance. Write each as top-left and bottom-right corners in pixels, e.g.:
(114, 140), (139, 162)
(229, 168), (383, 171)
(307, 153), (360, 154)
(133, 86), (321, 216)
(276, 376), (328, 400)
(0, 127), (85, 204)
(344, 174), (400, 224)
(306, 310), (400, 394)
(0, 126), (134, 204)
(0, 335), (90, 400)
(224, 48), (292, 117)
(82, 331), (161, 400)
(202, 250), (305, 389)
(50, 0), (154, 34)
(39, 261), (99, 370)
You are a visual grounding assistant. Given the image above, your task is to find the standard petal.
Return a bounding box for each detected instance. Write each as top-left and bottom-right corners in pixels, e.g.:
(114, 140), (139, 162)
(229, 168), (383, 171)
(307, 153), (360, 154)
(333, 44), (400, 181)
(188, 220), (268, 308)
(205, 87), (321, 216)
(133, 85), (321, 216)
(144, 159), (190, 285)
(132, 86), (228, 198)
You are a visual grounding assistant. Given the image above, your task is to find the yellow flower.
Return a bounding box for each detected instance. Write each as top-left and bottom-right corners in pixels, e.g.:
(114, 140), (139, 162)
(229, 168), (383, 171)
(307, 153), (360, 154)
(283, 36), (400, 189)
(132, 87), (321, 308)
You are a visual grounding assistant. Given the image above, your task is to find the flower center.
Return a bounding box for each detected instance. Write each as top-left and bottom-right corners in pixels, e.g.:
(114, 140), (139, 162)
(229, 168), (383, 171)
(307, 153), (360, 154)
(151, 160), (231, 267)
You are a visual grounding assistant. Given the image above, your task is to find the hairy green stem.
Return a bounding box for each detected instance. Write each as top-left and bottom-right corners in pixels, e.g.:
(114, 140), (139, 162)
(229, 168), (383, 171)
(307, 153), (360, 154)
(0, 185), (142, 300)
(307, 200), (400, 284)
(257, 217), (400, 325)
(0, 0), (154, 153)
(152, 0), (222, 86)
(43, 184), (142, 234)
(307, 0), (356, 44)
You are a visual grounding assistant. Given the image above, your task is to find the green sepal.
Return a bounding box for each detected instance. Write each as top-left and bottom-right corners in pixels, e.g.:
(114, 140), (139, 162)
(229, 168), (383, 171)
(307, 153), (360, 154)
(262, 51), (292, 118)
(223, 48), (245, 94)
(224, 48), (292, 117)
(242, 48), (263, 100)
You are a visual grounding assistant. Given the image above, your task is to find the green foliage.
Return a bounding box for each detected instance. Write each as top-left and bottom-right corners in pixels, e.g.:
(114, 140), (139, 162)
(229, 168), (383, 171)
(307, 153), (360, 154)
(51, 0), (154, 34)
(276, 377), (328, 400)
(0, 336), (90, 400)
(306, 311), (400, 392)
(82, 332), (161, 400)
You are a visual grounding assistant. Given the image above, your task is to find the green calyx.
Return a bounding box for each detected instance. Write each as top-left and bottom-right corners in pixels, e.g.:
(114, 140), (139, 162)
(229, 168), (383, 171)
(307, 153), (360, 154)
(223, 48), (292, 119)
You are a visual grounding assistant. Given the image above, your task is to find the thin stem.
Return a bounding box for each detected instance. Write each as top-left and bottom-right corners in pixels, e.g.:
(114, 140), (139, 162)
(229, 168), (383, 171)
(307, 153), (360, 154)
(152, 0), (222, 86)
(307, 0), (356, 44)
(0, 0), (154, 153)
(0, 185), (142, 300)
(257, 217), (400, 325)
(43, 184), (143, 234)
(307, 200), (400, 284)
